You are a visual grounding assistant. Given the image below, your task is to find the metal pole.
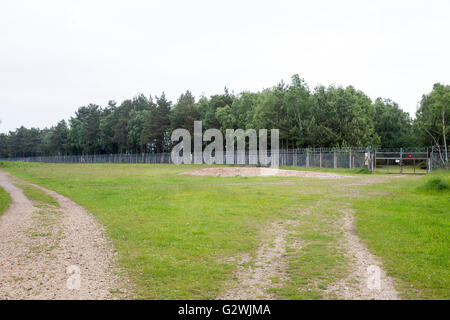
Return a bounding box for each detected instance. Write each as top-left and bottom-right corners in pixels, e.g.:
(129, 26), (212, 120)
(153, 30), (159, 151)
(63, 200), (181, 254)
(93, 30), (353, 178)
(306, 149), (310, 167)
(349, 151), (352, 169)
(430, 147), (433, 172)
(373, 149), (376, 173)
(319, 151), (322, 168)
(334, 151), (337, 169)
(400, 148), (403, 174)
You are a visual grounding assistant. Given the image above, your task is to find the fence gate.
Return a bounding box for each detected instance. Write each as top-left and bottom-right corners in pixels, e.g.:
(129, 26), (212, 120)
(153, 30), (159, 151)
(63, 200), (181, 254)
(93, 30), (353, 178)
(374, 148), (430, 174)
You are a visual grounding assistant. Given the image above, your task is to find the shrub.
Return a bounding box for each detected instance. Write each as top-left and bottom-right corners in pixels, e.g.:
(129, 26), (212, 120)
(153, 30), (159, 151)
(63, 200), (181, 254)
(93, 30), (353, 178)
(418, 177), (449, 192)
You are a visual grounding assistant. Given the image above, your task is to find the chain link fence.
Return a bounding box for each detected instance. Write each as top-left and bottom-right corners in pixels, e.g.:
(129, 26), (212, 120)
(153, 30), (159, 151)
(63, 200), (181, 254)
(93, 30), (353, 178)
(0, 147), (371, 169)
(2, 147), (448, 172)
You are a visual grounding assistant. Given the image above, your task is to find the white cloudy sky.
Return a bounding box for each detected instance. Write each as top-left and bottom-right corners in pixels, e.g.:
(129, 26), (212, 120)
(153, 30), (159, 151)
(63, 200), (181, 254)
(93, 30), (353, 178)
(1, 0), (449, 133)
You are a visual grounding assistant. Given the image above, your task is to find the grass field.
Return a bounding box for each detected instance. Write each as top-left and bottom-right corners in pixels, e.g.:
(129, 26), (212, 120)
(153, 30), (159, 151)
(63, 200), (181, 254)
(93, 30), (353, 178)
(0, 186), (12, 216)
(0, 161), (448, 299)
(15, 183), (60, 209)
(353, 170), (449, 299)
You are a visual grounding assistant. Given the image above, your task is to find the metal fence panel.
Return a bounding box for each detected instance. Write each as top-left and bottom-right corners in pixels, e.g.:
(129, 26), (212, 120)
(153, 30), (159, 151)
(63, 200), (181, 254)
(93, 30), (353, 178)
(2, 147), (447, 172)
(1, 148), (372, 169)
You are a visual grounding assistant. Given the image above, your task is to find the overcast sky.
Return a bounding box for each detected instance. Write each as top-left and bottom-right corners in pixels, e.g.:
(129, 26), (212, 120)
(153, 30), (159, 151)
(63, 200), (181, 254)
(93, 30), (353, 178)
(1, 0), (449, 133)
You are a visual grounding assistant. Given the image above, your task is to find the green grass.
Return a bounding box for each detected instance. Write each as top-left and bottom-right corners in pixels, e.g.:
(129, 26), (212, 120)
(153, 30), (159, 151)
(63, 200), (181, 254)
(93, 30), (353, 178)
(0, 186), (12, 215)
(0, 161), (448, 299)
(352, 170), (450, 299)
(417, 175), (449, 192)
(274, 201), (347, 299)
(279, 165), (371, 175)
(375, 165), (428, 174)
(15, 183), (60, 209)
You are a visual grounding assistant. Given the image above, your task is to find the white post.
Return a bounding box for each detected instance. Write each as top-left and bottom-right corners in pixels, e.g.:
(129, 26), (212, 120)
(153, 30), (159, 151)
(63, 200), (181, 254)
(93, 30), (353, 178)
(349, 151), (352, 169)
(334, 151), (337, 169)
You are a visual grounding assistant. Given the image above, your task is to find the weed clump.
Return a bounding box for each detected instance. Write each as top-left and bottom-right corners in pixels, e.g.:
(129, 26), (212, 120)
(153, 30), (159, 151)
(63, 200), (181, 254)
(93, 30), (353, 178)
(418, 177), (449, 192)
(355, 168), (371, 174)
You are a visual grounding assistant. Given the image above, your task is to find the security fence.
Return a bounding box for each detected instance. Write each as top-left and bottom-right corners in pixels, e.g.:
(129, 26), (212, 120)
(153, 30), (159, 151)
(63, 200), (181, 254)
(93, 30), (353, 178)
(1, 147), (448, 173)
(277, 148), (368, 168)
(0, 148), (371, 169)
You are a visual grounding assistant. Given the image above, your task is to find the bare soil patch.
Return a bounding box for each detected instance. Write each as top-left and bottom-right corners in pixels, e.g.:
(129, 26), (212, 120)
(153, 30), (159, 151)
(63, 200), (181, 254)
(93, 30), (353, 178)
(183, 167), (349, 179)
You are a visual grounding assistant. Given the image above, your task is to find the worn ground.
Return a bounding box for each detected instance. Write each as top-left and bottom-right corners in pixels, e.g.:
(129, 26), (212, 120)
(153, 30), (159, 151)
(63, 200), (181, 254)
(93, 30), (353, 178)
(217, 221), (289, 300)
(0, 169), (127, 299)
(324, 209), (399, 300)
(186, 167), (399, 300)
(184, 167), (349, 179)
(219, 204), (400, 300)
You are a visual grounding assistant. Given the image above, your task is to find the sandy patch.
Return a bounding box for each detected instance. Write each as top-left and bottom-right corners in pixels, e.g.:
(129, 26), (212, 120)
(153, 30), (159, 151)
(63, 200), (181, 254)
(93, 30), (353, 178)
(183, 167), (349, 179)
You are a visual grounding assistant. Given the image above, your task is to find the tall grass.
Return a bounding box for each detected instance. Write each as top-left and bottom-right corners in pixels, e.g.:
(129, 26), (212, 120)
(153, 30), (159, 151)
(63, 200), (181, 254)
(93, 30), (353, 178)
(417, 176), (449, 193)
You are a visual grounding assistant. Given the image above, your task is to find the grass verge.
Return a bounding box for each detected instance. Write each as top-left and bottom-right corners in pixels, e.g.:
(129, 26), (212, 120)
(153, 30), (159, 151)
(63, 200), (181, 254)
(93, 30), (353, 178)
(0, 186), (12, 216)
(352, 170), (449, 299)
(15, 183), (60, 209)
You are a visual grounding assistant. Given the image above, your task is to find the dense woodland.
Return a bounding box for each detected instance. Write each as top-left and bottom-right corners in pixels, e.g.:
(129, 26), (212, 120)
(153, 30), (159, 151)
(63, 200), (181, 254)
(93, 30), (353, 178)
(0, 75), (449, 158)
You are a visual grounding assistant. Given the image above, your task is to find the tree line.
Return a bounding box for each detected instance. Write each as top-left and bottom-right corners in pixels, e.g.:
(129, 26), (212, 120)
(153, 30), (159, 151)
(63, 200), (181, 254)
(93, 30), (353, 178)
(0, 75), (448, 158)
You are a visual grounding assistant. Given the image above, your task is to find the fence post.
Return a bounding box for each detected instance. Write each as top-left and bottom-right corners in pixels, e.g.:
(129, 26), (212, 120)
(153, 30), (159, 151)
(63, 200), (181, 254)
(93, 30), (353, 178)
(374, 149), (376, 173)
(430, 147), (433, 172)
(400, 147), (403, 174)
(333, 151), (337, 169)
(349, 151), (352, 168)
(319, 150), (322, 168)
(306, 149), (310, 167)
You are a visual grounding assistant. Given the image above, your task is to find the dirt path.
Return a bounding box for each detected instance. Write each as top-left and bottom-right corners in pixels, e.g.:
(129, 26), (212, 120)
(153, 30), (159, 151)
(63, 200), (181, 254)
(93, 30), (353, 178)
(217, 204), (399, 300)
(326, 209), (399, 300)
(0, 170), (125, 299)
(217, 221), (288, 300)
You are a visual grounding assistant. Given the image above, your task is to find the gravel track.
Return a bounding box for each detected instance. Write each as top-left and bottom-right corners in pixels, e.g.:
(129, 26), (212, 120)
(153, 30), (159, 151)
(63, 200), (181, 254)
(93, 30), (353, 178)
(326, 209), (399, 300)
(0, 169), (126, 299)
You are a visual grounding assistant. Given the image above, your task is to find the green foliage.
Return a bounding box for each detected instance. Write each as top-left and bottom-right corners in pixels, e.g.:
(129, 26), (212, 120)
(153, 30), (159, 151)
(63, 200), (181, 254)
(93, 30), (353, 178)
(415, 83), (450, 147)
(417, 177), (449, 193)
(198, 88), (234, 130)
(1, 76), (448, 158)
(169, 90), (199, 135)
(355, 167), (371, 174)
(313, 85), (380, 147)
(141, 93), (171, 152)
(373, 98), (414, 148)
(71, 104), (103, 154)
